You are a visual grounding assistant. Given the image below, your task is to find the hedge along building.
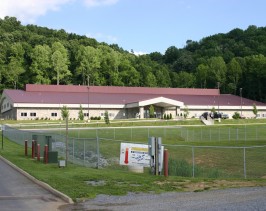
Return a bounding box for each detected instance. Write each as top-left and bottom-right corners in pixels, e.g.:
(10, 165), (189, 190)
(1, 84), (266, 120)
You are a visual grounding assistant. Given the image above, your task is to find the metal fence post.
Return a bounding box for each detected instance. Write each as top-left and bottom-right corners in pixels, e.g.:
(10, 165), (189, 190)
(219, 128), (220, 142)
(96, 136), (100, 169)
(83, 139), (86, 166)
(245, 125), (247, 141)
(192, 146), (195, 178)
(243, 147), (246, 179)
(131, 127), (133, 141)
(72, 138), (75, 162)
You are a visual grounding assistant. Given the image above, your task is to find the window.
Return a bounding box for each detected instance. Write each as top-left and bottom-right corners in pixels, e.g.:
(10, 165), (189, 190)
(84, 113), (89, 117)
(100, 113), (104, 117)
(30, 113), (36, 117)
(21, 112), (27, 117)
(109, 113), (114, 117)
(51, 113), (57, 117)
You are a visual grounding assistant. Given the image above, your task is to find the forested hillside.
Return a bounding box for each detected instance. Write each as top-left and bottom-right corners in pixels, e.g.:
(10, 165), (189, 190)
(0, 16), (266, 102)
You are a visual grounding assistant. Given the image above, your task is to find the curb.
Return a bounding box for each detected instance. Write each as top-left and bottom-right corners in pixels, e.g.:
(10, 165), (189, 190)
(0, 155), (74, 204)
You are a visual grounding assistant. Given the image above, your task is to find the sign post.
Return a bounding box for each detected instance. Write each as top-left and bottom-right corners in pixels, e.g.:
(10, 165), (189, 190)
(1, 125), (4, 150)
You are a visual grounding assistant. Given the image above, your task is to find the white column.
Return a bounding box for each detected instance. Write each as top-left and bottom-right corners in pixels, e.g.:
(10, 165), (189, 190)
(139, 106), (144, 119)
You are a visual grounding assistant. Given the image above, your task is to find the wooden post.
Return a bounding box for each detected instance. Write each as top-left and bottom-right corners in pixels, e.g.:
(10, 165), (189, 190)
(37, 144), (40, 161)
(25, 140), (28, 156)
(31, 140), (35, 159)
(44, 145), (48, 164)
(164, 149), (169, 177)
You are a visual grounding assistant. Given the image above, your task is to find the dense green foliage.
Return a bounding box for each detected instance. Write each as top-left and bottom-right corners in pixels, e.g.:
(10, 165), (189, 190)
(1, 17), (266, 102)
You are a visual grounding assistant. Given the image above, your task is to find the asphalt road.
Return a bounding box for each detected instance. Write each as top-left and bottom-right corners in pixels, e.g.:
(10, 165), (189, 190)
(0, 157), (67, 211)
(62, 187), (266, 211)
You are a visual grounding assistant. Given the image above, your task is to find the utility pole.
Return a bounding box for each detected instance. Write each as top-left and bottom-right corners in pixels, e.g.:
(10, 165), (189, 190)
(240, 88), (243, 115)
(217, 82), (220, 114)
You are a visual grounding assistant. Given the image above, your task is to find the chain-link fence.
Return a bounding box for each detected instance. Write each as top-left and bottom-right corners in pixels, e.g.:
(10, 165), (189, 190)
(3, 125), (266, 179)
(63, 125), (266, 143)
(166, 144), (266, 179)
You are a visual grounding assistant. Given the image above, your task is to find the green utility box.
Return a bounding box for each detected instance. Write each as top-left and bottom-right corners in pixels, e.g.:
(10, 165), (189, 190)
(48, 151), (58, 163)
(32, 135), (56, 160)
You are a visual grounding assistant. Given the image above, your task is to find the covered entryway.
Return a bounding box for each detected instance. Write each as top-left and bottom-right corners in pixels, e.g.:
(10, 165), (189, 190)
(126, 97), (184, 119)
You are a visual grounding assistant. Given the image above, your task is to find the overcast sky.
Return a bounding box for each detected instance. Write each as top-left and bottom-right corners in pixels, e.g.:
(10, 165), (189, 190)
(1, 0), (266, 54)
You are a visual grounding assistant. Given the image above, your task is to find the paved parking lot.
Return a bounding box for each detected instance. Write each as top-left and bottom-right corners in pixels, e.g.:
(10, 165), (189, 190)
(0, 157), (68, 211)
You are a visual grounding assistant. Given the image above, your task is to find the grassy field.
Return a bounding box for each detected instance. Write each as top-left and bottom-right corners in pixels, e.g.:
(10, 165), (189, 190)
(1, 134), (266, 201)
(1, 118), (266, 201)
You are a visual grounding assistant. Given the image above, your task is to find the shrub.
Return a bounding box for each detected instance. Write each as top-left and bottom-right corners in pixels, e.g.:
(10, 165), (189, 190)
(232, 112), (240, 119)
(169, 113), (172, 119)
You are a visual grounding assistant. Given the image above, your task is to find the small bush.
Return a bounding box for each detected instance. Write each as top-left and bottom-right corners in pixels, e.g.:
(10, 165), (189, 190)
(232, 112), (240, 119)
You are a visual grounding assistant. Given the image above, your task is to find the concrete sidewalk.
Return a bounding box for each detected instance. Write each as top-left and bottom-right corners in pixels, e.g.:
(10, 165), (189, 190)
(0, 156), (73, 210)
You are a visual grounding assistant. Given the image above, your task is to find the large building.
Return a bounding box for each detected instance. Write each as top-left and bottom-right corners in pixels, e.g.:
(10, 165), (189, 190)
(1, 84), (266, 120)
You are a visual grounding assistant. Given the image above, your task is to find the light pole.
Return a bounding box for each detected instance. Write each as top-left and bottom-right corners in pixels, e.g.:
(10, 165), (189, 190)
(87, 86), (90, 121)
(217, 82), (220, 114)
(123, 99), (126, 119)
(240, 88), (243, 115)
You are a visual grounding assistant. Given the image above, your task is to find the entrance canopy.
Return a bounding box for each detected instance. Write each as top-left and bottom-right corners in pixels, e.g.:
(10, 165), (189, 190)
(126, 97), (184, 108)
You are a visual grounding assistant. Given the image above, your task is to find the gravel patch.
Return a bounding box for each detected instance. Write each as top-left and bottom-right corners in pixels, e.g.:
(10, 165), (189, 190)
(60, 186), (266, 211)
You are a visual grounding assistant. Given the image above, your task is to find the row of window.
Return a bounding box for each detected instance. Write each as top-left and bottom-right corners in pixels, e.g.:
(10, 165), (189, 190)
(20, 112), (94, 117)
(100, 113), (115, 117)
(1, 102), (10, 110)
(21, 112), (56, 117)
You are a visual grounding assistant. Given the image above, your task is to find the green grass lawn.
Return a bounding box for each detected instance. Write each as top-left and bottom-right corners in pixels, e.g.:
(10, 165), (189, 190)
(1, 136), (266, 201)
(1, 119), (266, 201)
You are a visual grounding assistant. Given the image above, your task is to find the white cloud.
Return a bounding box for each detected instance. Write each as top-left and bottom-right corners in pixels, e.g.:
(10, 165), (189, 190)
(0, 0), (119, 23)
(83, 0), (119, 7)
(86, 32), (118, 43)
(0, 0), (73, 23)
(133, 51), (147, 56)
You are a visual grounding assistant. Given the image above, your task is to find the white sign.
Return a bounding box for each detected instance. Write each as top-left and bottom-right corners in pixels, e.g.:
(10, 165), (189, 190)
(120, 143), (150, 167)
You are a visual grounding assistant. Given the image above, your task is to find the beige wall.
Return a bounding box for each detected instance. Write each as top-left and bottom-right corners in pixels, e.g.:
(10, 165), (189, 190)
(7, 106), (266, 120)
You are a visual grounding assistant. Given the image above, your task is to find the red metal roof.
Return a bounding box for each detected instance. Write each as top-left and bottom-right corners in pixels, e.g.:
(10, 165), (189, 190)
(25, 84), (219, 95)
(4, 87), (265, 107)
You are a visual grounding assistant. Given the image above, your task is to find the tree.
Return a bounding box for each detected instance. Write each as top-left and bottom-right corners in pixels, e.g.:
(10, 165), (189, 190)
(227, 58), (242, 94)
(61, 105), (69, 120)
(6, 43), (25, 88)
(104, 111), (110, 124)
(196, 63), (208, 88)
(51, 42), (71, 85)
(78, 104), (84, 120)
(30, 44), (51, 84)
(149, 105), (155, 118)
(155, 65), (171, 87)
(146, 72), (157, 87)
(172, 71), (195, 88)
(252, 103), (258, 118)
(61, 105), (69, 166)
(207, 56), (227, 90)
(183, 106), (189, 119)
(164, 46), (179, 64)
(75, 46), (101, 85)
